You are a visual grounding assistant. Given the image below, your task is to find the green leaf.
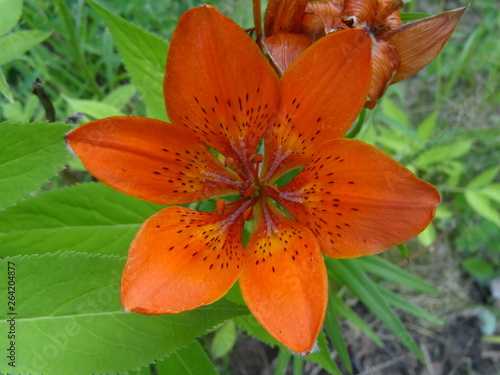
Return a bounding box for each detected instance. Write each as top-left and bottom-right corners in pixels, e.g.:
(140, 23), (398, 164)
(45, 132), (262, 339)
(356, 256), (440, 294)
(0, 68), (14, 103)
(0, 0), (23, 36)
(467, 166), (500, 189)
(401, 13), (430, 22)
(158, 341), (217, 375)
(236, 316), (340, 375)
(103, 83), (136, 109)
(0, 253), (248, 375)
(461, 257), (494, 279)
(325, 292), (352, 373)
(326, 258), (424, 362)
(65, 97), (126, 118)
(417, 111), (438, 141)
(397, 243), (409, 259)
(0, 121), (71, 209)
(418, 222), (437, 247)
(0, 183), (163, 257)
(465, 191), (500, 227)
(274, 349), (292, 375)
(211, 320), (237, 359)
(480, 183), (500, 204)
(330, 294), (382, 346)
(89, 1), (168, 121)
(375, 285), (444, 325)
(0, 30), (51, 65)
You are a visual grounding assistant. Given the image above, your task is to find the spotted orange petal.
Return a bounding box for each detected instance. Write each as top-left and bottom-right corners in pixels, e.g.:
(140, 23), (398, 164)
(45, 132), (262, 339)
(264, 0), (309, 36)
(240, 201), (328, 354)
(263, 33), (312, 75)
(65, 117), (238, 205)
(121, 206), (245, 314)
(262, 28), (372, 181)
(277, 139), (440, 258)
(385, 7), (467, 84)
(164, 5), (279, 170)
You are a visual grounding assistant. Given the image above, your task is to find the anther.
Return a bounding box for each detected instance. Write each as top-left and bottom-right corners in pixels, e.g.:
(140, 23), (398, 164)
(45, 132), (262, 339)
(216, 199), (225, 217)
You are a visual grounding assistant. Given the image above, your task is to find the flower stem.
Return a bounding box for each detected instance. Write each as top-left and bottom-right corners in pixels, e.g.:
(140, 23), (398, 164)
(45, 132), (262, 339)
(253, 0), (263, 51)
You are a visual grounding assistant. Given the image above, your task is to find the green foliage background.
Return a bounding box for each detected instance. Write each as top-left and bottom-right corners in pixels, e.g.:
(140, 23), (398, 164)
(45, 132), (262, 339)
(0, 0), (498, 374)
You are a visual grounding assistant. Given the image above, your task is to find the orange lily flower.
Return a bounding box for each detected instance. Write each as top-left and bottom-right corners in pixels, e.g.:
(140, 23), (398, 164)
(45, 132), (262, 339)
(264, 0), (466, 108)
(65, 5), (440, 354)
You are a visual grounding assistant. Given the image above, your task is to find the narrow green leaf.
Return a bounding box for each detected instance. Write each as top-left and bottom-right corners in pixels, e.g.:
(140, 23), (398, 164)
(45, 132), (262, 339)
(397, 243), (409, 259)
(416, 111), (438, 142)
(375, 285), (444, 325)
(0, 253), (248, 375)
(211, 320), (237, 359)
(356, 256), (440, 294)
(0, 68), (14, 102)
(325, 292), (352, 373)
(326, 258), (425, 362)
(0, 183), (163, 257)
(0, 30), (51, 65)
(0, 121), (71, 209)
(467, 166), (500, 189)
(480, 183), (500, 204)
(158, 341), (217, 375)
(400, 12), (430, 22)
(293, 356), (304, 375)
(274, 349), (292, 375)
(330, 294), (383, 346)
(0, 0), (23, 35)
(65, 97), (125, 118)
(236, 316), (340, 375)
(89, 1), (168, 121)
(465, 191), (500, 227)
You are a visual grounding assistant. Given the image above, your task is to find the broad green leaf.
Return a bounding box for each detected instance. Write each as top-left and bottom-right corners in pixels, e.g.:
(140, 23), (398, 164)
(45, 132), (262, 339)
(327, 258), (424, 362)
(0, 68), (14, 102)
(467, 166), (500, 189)
(325, 292), (352, 373)
(0, 183), (163, 257)
(461, 257), (494, 279)
(236, 316), (340, 375)
(103, 83), (136, 109)
(417, 111), (438, 141)
(356, 256), (440, 294)
(381, 98), (411, 128)
(0, 253), (248, 375)
(481, 183), (500, 204)
(90, 1), (168, 121)
(0, 0), (23, 36)
(330, 294), (382, 346)
(0, 30), (51, 65)
(0, 121), (71, 209)
(157, 341), (217, 375)
(211, 320), (237, 359)
(465, 191), (500, 227)
(65, 97), (125, 118)
(375, 285), (443, 325)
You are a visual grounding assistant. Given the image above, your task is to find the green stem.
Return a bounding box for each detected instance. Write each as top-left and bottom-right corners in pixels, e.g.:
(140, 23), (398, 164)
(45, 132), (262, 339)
(345, 109), (367, 139)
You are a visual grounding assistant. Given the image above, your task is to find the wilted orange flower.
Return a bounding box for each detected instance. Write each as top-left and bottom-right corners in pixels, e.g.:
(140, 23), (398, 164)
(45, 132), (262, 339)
(66, 5), (440, 354)
(264, 0), (466, 108)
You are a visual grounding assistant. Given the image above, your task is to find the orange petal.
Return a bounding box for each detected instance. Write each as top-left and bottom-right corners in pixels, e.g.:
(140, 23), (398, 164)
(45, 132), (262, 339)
(373, 0), (403, 33)
(342, 0), (378, 26)
(239, 201), (327, 354)
(385, 7), (467, 84)
(277, 139), (441, 258)
(303, 1), (346, 38)
(264, 0), (309, 36)
(365, 40), (399, 109)
(164, 5), (279, 169)
(121, 206), (245, 314)
(263, 28), (372, 181)
(65, 117), (238, 205)
(263, 33), (312, 75)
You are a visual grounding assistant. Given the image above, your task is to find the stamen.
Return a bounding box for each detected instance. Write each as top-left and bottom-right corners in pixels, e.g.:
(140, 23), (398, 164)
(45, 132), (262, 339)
(218, 199), (254, 232)
(279, 190), (303, 203)
(224, 157), (247, 181)
(264, 144), (291, 182)
(243, 205), (254, 221)
(250, 153), (264, 181)
(216, 199), (225, 217)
